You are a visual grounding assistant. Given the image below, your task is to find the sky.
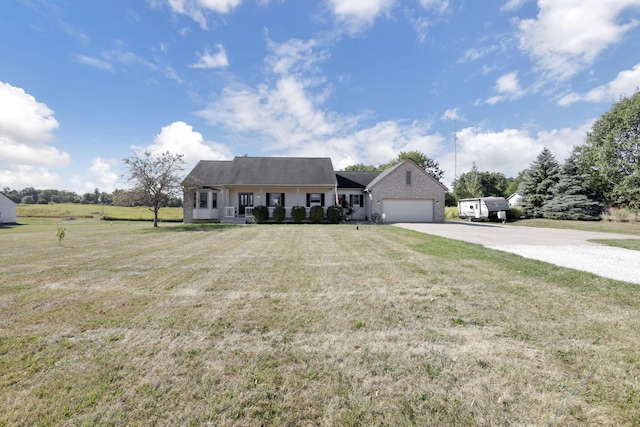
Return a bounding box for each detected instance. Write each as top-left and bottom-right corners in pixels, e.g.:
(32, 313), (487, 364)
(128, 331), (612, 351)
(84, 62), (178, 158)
(1, 0), (640, 194)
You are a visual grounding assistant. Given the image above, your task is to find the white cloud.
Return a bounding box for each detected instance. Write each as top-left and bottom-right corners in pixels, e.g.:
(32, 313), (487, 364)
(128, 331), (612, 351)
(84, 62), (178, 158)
(74, 53), (114, 71)
(500, 0), (530, 12)
(164, 66), (184, 83)
(419, 0), (449, 13)
(558, 63), (640, 106)
(327, 0), (395, 34)
(142, 121), (233, 166)
(190, 44), (229, 69)
(517, 0), (640, 81)
(90, 158), (120, 189)
(70, 157), (122, 194)
(156, 0), (243, 29)
(1, 165), (63, 190)
(0, 82), (60, 147)
(440, 120), (592, 187)
(0, 81), (70, 184)
(485, 71), (525, 104)
(75, 47), (186, 83)
(265, 36), (327, 76)
(459, 45), (500, 63)
(441, 108), (465, 122)
(197, 36), (448, 171)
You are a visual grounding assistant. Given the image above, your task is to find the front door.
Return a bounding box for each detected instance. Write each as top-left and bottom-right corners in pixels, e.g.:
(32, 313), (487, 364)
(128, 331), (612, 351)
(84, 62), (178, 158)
(238, 193), (253, 215)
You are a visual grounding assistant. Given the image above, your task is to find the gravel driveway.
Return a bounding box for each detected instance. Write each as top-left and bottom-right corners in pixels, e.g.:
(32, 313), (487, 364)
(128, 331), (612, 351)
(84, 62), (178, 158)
(395, 221), (640, 285)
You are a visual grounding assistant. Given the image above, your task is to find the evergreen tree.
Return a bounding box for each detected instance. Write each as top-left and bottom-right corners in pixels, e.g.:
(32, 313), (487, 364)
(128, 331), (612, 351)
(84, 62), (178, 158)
(542, 154), (604, 220)
(519, 148), (560, 218)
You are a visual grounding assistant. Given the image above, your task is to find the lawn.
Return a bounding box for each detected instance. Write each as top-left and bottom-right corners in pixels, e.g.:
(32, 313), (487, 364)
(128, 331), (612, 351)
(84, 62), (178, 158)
(1, 219), (639, 425)
(16, 203), (183, 222)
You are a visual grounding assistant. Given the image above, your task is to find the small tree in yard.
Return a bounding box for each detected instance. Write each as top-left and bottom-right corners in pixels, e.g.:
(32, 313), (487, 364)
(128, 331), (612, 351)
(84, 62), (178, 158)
(123, 151), (185, 228)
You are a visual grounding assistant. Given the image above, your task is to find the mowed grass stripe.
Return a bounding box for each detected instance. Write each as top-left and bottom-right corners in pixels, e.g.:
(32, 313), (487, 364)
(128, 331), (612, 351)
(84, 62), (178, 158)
(1, 221), (639, 425)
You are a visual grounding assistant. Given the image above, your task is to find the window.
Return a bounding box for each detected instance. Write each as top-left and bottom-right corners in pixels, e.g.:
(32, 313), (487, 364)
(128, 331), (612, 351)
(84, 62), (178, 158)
(349, 194), (363, 206)
(198, 192), (209, 209)
(406, 171), (412, 185)
(194, 191), (216, 209)
(307, 193), (324, 207)
(267, 192), (285, 207)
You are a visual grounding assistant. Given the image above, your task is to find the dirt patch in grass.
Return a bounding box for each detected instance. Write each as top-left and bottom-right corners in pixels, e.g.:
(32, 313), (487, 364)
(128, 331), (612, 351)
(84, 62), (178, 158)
(1, 220), (639, 425)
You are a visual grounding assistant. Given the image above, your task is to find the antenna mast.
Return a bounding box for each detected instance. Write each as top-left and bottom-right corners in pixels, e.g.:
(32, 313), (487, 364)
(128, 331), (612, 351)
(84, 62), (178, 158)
(454, 120), (457, 179)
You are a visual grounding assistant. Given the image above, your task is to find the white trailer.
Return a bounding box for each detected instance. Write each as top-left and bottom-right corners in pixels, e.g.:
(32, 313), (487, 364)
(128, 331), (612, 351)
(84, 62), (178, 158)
(458, 197), (510, 222)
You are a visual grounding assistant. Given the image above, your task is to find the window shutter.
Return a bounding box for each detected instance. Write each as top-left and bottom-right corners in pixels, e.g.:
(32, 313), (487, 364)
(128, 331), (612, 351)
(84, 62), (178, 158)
(349, 195), (353, 206)
(281, 193), (285, 207)
(266, 193), (271, 207)
(321, 194), (325, 206)
(306, 193), (310, 207)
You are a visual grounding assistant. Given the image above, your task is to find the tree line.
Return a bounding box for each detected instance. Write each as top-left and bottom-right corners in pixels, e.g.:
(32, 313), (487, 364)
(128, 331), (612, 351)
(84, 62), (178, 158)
(348, 91), (639, 220)
(1, 186), (182, 208)
(3, 91), (638, 223)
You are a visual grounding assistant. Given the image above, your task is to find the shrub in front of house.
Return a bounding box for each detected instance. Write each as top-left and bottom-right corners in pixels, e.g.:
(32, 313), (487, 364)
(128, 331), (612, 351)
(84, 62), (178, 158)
(509, 206), (523, 220)
(253, 205), (269, 223)
(273, 206), (286, 223)
(291, 206), (306, 223)
(326, 205), (342, 224)
(310, 206), (324, 223)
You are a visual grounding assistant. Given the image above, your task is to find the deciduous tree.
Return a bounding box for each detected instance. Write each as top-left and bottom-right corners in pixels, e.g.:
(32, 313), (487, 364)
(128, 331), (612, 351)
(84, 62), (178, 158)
(575, 91), (640, 209)
(123, 151), (185, 227)
(381, 150), (444, 182)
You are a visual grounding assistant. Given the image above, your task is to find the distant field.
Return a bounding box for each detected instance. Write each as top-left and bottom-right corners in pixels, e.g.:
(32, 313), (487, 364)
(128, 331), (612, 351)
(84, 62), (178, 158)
(1, 218), (639, 425)
(16, 203), (183, 222)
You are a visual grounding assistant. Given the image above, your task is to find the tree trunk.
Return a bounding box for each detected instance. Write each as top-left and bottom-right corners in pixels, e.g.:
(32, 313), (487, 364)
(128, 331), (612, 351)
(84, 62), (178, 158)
(153, 207), (159, 228)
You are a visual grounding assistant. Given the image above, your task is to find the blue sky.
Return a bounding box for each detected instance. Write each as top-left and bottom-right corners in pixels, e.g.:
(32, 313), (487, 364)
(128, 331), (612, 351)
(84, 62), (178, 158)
(1, 0), (640, 193)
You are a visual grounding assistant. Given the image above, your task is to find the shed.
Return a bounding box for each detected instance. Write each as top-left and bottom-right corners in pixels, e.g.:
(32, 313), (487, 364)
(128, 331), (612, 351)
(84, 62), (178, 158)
(0, 193), (17, 224)
(458, 197), (509, 221)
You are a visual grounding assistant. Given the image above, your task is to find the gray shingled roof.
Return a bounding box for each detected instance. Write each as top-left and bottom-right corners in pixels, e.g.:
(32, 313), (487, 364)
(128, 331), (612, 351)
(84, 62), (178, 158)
(183, 157), (337, 187)
(365, 159), (449, 191)
(182, 160), (232, 187)
(335, 171), (381, 189)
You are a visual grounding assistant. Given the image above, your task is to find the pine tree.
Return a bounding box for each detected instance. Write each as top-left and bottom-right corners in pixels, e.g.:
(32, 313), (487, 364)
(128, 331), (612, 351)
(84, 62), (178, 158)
(542, 154), (604, 220)
(519, 148), (560, 218)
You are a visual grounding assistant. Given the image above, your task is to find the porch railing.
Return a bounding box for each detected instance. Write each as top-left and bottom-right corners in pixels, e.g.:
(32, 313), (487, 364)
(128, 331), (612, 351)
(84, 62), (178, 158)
(244, 206), (254, 218)
(224, 206), (235, 217)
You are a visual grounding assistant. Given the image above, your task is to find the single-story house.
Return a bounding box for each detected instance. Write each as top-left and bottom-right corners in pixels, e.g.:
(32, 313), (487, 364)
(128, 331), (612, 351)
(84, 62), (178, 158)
(182, 156), (448, 223)
(335, 171), (382, 221)
(507, 193), (522, 206)
(0, 193), (17, 224)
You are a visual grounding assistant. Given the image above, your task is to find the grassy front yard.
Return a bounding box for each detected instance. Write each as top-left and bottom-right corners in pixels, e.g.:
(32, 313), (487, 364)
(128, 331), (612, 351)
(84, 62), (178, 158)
(1, 219), (639, 425)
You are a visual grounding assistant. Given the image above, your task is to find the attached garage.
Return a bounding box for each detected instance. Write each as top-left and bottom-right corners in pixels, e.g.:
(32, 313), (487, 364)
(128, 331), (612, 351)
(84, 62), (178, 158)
(364, 159), (449, 223)
(382, 199), (434, 223)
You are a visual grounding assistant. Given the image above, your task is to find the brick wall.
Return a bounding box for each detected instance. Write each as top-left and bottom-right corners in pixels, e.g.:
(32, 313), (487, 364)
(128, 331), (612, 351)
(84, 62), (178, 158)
(369, 161), (447, 222)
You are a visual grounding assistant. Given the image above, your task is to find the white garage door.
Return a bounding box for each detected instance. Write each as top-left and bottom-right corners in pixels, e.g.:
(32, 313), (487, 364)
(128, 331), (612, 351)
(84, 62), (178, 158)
(382, 199), (434, 223)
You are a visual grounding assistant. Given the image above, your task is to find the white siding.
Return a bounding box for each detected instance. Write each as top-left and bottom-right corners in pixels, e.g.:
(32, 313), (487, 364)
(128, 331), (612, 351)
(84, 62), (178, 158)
(0, 194), (17, 224)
